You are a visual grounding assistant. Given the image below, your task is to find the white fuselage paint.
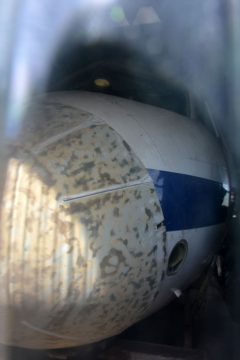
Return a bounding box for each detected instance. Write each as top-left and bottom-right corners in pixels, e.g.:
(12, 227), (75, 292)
(43, 91), (228, 183)
(41, 91), (228, 310)
(0, 91), (228, 349)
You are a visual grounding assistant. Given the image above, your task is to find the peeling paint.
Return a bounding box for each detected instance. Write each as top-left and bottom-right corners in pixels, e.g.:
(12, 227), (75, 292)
(0, 100), (166, 349)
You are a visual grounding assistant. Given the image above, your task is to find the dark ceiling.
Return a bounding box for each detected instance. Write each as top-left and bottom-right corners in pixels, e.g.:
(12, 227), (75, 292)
(46, 0), (228, 121)
(47, 40), (189, 116)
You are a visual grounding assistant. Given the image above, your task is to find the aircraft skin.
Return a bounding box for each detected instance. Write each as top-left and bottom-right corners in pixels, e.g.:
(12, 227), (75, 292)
(0, 92), (229, 349)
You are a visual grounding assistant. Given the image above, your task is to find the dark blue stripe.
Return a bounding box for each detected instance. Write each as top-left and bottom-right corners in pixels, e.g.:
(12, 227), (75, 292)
(147, 169), (228, 231)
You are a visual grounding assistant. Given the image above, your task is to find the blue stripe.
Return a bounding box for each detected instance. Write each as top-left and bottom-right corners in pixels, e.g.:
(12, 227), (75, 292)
(147, 169), (228, 231)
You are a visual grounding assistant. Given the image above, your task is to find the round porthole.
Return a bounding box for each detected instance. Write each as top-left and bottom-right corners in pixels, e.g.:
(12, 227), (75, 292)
(167, 240), (188, 275)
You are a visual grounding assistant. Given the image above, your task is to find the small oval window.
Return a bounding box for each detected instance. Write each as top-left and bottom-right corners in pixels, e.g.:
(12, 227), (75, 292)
(167, 240), (188, 275)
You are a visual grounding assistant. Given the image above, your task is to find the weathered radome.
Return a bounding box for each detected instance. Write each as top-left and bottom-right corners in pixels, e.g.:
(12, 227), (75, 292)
(0, 92), (228, 349)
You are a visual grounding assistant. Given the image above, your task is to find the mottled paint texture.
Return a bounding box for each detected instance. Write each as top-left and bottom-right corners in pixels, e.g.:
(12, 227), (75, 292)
(0, 100), (166, 348)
